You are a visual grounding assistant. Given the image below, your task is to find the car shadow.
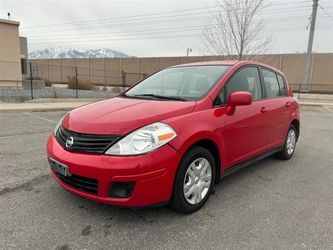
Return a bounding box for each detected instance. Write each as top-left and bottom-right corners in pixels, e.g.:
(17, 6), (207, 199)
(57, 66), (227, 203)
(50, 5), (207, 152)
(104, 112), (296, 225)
(56, 154), (288, 223)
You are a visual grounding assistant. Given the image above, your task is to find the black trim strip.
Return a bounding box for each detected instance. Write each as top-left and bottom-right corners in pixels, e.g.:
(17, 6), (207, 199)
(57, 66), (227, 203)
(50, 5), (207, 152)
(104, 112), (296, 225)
(222, 146), (283, 177)
(56, 173), (98, 194)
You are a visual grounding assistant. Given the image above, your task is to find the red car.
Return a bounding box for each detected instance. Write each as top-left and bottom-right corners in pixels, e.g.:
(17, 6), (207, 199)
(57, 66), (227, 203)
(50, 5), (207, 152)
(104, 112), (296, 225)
(47, 61), (300, 213)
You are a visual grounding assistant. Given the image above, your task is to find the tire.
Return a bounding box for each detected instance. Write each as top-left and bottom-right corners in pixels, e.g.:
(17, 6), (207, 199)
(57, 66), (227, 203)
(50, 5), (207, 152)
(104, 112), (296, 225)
(170, 146), (216, 214)
(276, 124), (297, 160)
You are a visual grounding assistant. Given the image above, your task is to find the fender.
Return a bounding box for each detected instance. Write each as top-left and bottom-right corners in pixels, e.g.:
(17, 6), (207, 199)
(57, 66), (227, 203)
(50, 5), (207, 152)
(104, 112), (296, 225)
(168, 131), (225, 171)
(282, 101), (300, 141)
(163, 105), (227, 172)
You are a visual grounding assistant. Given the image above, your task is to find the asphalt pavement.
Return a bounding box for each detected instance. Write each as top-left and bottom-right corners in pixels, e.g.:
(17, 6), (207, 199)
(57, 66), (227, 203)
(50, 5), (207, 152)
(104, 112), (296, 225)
(0, 106), (332, 249)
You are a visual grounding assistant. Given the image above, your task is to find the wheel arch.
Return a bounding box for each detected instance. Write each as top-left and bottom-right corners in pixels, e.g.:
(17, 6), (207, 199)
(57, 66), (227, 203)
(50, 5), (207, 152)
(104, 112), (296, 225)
(291, 119), (300, 141)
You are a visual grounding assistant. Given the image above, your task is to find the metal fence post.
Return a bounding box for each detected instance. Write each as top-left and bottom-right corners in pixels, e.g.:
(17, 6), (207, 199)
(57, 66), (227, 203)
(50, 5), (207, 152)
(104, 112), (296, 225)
(75, 66), (78, 98)
(298, 83), (302, 99)
(121, 70), (126, 92)
(29, 62), (33, 100)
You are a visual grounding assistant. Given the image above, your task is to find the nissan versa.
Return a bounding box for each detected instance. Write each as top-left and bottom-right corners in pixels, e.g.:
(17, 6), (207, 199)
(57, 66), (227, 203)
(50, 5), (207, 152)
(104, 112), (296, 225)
(47, 61), (300, 213)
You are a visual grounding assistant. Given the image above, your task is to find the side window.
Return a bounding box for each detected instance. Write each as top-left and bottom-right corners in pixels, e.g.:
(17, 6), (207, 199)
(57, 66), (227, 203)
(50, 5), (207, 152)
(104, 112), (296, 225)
(221, 67), (262, 103)
(261, 69), (281, 98)
(277, 74), (287, 96)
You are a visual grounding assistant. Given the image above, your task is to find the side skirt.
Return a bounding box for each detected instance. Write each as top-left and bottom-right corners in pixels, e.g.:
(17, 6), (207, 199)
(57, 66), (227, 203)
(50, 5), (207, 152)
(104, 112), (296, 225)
(222, 146), (283, 178)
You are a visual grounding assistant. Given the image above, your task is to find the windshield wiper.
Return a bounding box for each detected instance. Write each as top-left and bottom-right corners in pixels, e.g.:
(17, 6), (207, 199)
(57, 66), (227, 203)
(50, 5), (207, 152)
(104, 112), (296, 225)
(128, 94), (187, 101)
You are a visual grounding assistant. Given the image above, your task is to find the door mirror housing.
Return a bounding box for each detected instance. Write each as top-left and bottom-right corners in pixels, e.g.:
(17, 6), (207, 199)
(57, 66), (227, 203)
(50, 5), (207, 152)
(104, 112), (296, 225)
(226, 91), (253, 115)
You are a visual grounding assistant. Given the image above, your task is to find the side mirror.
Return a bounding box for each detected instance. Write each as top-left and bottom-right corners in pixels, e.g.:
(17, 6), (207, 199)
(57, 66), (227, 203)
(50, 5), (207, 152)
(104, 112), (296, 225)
(226, 91), (252, 115)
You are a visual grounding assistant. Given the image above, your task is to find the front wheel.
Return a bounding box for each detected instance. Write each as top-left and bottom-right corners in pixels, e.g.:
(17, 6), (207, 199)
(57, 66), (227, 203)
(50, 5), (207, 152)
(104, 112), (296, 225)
(170, 146), (216, 214)
(276, 124), (297, 160)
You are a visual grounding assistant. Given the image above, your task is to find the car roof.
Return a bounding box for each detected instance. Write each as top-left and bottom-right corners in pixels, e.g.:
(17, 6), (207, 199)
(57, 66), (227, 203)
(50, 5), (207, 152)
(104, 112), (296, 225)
(170, 60), (239, 67)
(170, 60), (284, 75)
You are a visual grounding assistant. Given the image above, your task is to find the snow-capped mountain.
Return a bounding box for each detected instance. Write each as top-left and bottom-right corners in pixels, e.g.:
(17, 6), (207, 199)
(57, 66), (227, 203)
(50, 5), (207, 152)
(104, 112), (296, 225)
(29, 48), (132, 59)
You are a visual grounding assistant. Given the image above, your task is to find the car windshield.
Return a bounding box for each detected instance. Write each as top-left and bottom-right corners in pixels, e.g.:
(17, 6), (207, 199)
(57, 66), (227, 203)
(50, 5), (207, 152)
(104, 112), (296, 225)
(124, 65), (231, 101)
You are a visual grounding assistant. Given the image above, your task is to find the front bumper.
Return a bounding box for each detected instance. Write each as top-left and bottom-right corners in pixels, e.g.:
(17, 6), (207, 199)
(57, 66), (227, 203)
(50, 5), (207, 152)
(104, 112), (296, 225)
(47, 134), (181, 207)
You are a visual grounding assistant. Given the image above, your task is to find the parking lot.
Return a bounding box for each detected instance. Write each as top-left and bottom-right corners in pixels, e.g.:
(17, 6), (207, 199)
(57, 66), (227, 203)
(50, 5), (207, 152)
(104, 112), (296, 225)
(0, 106), (332, 249)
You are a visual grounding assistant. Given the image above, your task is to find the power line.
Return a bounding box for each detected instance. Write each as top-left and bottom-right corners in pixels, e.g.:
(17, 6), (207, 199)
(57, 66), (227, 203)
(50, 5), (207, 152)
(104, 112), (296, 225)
(24, 15), (333, 40)
(21, 2), (314, 31)
(28, 25), (332, 46)
(21, 0), (332, 49)
(22, 0), (311, 29)
(23, 8), (333, 41)
(21, 5), (322, 37)
(318, 4), (333, 21)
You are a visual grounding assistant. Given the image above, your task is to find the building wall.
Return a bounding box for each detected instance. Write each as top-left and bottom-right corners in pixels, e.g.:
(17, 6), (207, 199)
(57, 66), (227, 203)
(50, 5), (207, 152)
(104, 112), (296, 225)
(0, 19), (22, 87)
(29, 53), (333, 92)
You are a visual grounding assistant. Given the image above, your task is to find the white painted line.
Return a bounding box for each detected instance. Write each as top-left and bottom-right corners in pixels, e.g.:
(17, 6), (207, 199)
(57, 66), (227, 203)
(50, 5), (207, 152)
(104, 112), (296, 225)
(323, 106), (332, 113)
(23, 112), (57, 124)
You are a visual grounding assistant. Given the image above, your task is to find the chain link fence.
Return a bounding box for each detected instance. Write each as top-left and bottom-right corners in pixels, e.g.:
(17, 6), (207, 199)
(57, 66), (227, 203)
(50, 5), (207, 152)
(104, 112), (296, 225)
(29, 63), (148, 98)
(0, 63), (147, 101)
(1, 61), (333, 102)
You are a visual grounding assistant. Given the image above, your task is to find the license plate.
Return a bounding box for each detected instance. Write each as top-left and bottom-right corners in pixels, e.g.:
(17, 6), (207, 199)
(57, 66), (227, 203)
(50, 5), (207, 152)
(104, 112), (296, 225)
(49, 158), (71, 177)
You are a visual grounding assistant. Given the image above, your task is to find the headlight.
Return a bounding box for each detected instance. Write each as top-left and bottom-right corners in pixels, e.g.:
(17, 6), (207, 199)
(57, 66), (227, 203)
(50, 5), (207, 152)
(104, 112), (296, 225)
(105, 122), (177, 155)
(53, 114), (66, 135)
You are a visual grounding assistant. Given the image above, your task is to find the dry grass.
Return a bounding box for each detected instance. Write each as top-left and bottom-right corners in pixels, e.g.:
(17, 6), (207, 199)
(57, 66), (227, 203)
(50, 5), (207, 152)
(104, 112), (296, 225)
(111, 86), (123, 93)
(67, 76), (97, 90)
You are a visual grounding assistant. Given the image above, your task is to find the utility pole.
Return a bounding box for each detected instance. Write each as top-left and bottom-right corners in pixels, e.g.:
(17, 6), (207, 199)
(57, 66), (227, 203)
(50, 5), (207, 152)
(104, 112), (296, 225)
(302, 0), (319, 92)
(186, 48), (192, 56)
(29, 62), (33, 100)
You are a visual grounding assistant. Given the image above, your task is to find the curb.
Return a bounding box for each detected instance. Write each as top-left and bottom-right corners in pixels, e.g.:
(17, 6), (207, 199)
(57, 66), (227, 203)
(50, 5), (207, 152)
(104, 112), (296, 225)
(0, 102), (90, 112)
(0, 107), (76, 112)
(299, 102), (333, 106)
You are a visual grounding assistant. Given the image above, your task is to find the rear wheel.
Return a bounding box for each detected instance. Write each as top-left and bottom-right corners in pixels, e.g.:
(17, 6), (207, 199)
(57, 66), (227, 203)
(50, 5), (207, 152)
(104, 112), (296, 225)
(170, 146), (216, 214)
(276, 124), (297, 160)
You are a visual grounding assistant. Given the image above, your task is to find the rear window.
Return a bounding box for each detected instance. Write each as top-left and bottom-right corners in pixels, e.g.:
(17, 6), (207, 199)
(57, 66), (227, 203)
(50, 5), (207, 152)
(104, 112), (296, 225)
(261, 69), (281, 98)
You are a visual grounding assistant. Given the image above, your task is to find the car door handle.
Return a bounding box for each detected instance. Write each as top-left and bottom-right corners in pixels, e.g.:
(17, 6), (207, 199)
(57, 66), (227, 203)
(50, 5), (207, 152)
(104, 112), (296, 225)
(285, 102), (291, 107)
(260, 107), (267, 113)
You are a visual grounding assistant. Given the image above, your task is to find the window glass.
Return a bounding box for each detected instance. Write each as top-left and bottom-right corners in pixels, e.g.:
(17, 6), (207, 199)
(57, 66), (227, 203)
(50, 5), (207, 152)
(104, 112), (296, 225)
(21, 59), (27, 75)
(261, 69), (281, 98)
(277, 74), (287, 96)
(220, 67), (262, 103)
(126, 66), (231, 101)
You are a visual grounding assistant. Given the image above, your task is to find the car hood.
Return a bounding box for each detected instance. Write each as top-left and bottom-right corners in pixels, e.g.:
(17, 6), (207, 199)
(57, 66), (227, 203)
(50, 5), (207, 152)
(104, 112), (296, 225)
(63, 97), (195, 134)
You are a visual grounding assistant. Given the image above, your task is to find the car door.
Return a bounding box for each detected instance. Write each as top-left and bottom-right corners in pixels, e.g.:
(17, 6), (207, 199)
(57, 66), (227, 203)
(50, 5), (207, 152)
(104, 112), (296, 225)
(217, 66), (271, 168)
(259, 68), (292, 148)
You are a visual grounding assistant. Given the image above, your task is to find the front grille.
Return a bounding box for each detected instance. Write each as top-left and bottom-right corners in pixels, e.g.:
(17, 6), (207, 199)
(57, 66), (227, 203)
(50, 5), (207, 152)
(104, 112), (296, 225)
(56, 126), (120, 154)
(56, 173), (98, 194)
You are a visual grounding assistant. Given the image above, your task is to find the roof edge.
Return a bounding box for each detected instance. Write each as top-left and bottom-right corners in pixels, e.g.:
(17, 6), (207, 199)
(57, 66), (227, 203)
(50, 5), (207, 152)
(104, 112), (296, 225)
(0, 19), (20, 26)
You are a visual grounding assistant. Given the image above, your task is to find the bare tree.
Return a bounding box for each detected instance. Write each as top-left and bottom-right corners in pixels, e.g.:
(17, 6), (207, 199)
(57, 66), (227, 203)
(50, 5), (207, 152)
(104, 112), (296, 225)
(203, 0), (272, 60)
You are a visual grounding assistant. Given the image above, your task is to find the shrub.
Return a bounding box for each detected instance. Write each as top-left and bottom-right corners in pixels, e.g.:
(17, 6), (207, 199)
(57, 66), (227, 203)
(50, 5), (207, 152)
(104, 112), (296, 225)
(67, 76), (97, 90)
(111, 87), (123, 93)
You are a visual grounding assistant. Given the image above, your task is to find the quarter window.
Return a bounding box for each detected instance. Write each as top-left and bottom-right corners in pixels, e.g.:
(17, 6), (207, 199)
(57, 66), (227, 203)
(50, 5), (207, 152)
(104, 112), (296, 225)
(261, 69), (281, 98)
(277, 74), (287, 96)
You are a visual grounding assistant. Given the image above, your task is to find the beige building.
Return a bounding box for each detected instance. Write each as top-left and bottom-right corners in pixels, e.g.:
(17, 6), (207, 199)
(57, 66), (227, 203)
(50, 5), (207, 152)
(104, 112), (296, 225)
(0, 19), (22, 87)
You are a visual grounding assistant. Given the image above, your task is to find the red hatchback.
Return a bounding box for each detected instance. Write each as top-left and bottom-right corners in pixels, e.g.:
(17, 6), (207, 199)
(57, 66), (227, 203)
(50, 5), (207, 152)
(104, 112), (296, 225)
(47, 61), (300, 213)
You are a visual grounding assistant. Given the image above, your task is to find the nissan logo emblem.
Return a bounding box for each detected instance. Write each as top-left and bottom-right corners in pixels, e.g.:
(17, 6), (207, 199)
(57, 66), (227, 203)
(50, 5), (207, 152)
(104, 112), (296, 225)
(65, 137), (74, 148)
